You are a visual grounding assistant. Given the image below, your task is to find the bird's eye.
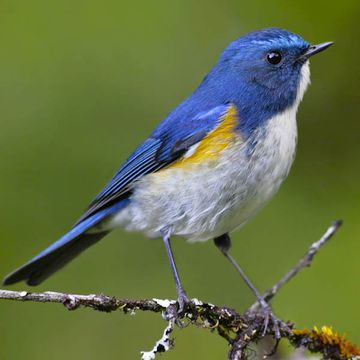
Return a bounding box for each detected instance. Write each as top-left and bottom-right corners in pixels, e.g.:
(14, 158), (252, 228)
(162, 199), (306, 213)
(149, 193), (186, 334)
(266, 51), (282, 65)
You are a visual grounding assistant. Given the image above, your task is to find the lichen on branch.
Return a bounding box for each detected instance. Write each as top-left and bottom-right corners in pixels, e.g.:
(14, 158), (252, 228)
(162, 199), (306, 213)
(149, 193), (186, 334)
(1, 220), (357, 360)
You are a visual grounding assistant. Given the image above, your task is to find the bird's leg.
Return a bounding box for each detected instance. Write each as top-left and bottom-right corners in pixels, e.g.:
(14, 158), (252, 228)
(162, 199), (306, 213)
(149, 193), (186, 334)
(214, 233), (283, 338)
(161, 228), (191, 313)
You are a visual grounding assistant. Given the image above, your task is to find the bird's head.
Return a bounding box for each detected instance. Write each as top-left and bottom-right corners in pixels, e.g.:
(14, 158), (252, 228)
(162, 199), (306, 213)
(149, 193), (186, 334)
(211, 28), (333, 116)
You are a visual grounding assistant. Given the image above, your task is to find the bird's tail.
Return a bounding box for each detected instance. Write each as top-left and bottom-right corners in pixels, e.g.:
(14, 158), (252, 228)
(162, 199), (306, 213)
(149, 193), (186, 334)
(3, 201), (128, 286)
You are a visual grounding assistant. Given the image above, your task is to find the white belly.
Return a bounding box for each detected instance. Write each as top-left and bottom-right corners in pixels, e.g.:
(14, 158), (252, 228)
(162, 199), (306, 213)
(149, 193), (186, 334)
(107, 104), (298, 242)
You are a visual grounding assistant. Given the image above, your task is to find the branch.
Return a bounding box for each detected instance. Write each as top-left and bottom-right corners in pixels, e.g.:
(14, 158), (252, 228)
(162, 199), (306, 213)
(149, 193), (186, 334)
(0, 290), (164, 312)
(1, 220), (358, 360)
(252, 220), (343, 308)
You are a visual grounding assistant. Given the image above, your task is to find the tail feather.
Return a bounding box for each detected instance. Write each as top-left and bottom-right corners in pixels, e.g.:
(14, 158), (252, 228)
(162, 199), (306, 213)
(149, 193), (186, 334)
(3, 231), (108, 286)
(3, 200), (128, 286)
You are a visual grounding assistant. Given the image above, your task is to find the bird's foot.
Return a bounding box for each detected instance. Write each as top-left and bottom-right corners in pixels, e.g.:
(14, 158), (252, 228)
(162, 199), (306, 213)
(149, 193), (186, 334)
(176, 288), (193, 314)
(256, 300), (291, 339)
(163, 288), (195, 324)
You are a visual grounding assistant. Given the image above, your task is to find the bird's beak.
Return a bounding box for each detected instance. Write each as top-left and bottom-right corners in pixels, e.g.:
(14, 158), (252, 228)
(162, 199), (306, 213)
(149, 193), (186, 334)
(299, 41), (334, 61)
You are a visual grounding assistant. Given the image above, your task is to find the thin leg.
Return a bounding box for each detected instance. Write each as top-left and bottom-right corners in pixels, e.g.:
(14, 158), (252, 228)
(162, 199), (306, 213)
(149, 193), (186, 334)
(214, 234), (266, 306)
(161, 229), (191, 312)
(214, 233), (281, 338)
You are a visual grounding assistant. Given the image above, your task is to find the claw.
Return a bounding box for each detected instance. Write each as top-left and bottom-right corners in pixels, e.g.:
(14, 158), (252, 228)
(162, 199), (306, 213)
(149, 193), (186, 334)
(164, 291), (196, 328)
(177, 290), (192, 314)
(257, 300), (288, 339)
(163, 294), (193, 324)
(270, 313), (281, 339)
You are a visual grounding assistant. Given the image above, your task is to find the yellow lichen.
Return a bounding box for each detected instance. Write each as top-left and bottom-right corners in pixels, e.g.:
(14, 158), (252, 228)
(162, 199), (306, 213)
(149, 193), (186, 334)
(293, 326), (360, 359)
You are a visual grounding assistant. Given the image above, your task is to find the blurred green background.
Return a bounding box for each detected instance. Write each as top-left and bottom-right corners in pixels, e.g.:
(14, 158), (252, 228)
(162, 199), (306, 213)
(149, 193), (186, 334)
(0, 0), (359, 358)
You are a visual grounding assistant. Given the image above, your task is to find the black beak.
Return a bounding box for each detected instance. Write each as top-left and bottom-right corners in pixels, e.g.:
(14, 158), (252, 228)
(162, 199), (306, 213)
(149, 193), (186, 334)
(299, 41), (334, 61)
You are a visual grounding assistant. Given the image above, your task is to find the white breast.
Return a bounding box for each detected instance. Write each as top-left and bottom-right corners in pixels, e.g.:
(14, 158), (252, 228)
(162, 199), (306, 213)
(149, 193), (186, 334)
(217, 61), (310, 235)
(228, 100), (298, 227)
(108, 110), (297, 242)
(106, 62), (311, 241)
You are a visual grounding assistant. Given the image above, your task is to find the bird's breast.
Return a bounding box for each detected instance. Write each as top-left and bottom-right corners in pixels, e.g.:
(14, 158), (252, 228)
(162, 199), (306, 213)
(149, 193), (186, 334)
(110, 104), (298, 241)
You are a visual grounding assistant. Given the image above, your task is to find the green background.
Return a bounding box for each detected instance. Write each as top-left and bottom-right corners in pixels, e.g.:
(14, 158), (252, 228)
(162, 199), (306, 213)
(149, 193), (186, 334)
(0, 0), (359, 358)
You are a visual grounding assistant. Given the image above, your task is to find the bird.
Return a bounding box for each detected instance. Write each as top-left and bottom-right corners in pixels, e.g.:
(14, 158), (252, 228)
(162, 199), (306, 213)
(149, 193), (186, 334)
(3, 28), (333, 336)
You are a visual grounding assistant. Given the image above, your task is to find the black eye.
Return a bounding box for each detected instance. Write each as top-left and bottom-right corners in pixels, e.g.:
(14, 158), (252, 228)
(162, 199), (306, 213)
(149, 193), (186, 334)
(266, 51), (282, 65)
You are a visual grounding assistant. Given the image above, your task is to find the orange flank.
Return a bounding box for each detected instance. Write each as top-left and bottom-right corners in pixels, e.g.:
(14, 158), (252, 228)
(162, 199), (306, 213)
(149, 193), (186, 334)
(168, 105), (241, 170)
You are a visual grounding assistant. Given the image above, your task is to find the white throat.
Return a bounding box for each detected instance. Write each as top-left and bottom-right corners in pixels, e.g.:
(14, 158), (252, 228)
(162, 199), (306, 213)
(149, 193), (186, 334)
(296, 60), (311, 106)
(255, 61), (311, 188)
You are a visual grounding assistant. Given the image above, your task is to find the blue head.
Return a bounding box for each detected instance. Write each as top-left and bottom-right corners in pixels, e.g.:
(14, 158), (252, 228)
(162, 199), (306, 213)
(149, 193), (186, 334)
(193, 28), (333, 135)
(220, 28), (309, 96)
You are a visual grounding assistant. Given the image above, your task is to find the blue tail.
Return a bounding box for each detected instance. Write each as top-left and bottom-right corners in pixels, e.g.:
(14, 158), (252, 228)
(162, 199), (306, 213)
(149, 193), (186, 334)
(3, 201), (128, 286)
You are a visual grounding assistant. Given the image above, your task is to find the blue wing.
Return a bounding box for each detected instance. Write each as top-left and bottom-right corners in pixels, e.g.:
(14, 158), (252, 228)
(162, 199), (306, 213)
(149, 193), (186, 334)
(76, 104), (230, 224)
(3, 104), (231, 286)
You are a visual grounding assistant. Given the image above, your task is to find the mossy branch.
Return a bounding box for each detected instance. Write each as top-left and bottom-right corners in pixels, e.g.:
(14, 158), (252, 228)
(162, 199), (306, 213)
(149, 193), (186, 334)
(1, 220), (358, 360)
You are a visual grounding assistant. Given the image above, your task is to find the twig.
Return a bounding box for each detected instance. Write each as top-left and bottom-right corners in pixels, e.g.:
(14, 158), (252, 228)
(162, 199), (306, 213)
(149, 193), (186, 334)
(1, 220), (357, 360)
(0, 290), (164, 312)
(140, 319), (175, 360)
(252, 220), (342, 308)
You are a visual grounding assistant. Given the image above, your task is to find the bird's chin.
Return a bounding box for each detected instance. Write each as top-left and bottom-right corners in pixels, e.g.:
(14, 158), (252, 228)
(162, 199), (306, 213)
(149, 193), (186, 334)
(296, 60), (311, 104)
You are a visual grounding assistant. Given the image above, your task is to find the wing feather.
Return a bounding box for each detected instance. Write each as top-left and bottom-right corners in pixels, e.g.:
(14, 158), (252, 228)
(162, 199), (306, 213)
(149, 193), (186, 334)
(75, 104), (232, 224)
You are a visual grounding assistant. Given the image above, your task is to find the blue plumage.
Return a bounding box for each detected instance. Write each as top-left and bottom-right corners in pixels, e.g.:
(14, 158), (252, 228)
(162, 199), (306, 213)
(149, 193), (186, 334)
(77, 105), (230, 224)
(3, 104), (227, 285)
(3, 28), (332, 287)
(4, 200), (129, 285)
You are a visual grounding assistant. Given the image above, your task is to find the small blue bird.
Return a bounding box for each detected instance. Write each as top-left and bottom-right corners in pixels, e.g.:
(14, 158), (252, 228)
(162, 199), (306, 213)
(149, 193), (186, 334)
(4, 28), (332, 335)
